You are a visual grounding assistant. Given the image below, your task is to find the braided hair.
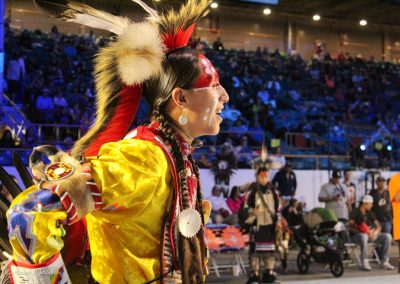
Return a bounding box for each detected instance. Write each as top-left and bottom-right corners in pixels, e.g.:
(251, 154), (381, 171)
(143, 47), (202, 211)
(144, 46), (208, 281)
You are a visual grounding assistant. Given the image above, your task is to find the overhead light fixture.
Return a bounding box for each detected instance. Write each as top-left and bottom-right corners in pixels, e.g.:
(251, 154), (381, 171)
(263, 8), (272, 15)
(211, 2), (218, 8)
(312, 14), (321, 21)
(360, 144), (366, 151)
(359, 19), (367, 26)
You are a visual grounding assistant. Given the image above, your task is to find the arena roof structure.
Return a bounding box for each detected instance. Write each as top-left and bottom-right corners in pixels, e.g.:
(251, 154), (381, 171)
(221, 0), (400, 29)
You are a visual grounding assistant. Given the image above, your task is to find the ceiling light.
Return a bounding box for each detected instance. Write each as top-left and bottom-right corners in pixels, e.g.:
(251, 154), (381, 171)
(312, 14), (321, 21)
(359, 19), (367, 26)
(263, 8), (271, 15)
(211, 2), (218, 9)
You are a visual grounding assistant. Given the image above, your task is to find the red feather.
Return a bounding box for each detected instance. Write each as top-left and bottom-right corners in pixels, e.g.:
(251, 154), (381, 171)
(162, 24), (196, 51)
(84, 85), (142, 157)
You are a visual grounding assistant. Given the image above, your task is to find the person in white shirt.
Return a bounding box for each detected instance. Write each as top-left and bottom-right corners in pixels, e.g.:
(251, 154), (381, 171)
(53, 91), (69, 108)
(36, 90), (54, 110)
(6, 51), (25, 103)
(36, 89), (55, 123)
(318, 170), (350, 220)
(343, 169), (356, 211)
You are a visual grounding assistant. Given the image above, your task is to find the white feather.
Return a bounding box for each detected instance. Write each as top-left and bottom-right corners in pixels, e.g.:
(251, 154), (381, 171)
(130, 0), (161, 22)
(66, 14), (129, 35)
(115, 21), (164, 85)
(261, 140), (268, 162)
(63, 4), (130, 35)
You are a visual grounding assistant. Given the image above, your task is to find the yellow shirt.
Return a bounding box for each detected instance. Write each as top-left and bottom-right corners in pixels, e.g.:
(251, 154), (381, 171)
(87, 139), (172, 283)
(8, 139), (173, 284)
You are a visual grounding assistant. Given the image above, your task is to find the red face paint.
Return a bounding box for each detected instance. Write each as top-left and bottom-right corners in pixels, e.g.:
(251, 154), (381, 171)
(258, 171), (269, 178)
(192, 53), (220, 89)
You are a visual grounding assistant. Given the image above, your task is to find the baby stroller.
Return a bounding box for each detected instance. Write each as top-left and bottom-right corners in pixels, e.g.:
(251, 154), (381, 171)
(292, 208), (345, 277)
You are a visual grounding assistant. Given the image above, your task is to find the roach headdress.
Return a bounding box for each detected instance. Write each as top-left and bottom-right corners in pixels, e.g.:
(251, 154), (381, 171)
(252, 136), (273, 171)
(33, 0), (213, 158)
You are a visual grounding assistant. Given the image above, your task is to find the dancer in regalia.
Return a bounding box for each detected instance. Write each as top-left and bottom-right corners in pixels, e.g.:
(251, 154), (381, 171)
(2, 1), (228, 283)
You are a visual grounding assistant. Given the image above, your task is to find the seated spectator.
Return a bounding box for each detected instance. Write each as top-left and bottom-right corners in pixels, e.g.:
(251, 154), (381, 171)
(36, 88), (55, 123)
(54, 90), (69, 108)
(212, 37), (224, 51)
(207, 186), (236, 225)
(228, 118), (249, 141)
(248, 120), (264, 144)
(267, 75), (281, 96)
(234, 135), (253, 168)
(370, 176), (392, 234)
(24, 127), (39, 147)
(348, 194), (394, 271)
(196, 154), (212, 168)
(257, 84), (270, 105)
(269, 146), (286, 169)
(220, 104), (241, 122)
(227, 186), (245, 215)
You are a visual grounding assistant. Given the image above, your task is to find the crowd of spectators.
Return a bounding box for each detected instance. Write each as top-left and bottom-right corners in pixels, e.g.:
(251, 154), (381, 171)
(3, 24), (99, 145)
(4, 24), (400, 160)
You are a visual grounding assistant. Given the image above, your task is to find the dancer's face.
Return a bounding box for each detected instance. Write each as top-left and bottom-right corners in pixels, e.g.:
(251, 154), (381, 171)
(257, 171), (269, 186)
(170, 54), (229, 138)
(183, 85), (229, 137)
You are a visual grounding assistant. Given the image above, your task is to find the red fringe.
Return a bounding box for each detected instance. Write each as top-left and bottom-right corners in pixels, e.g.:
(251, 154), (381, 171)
(63, 219), (87, 266)
(84, 85), (142, 157)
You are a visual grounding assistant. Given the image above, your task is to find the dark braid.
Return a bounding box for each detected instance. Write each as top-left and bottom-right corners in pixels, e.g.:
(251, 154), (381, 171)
(188, 155), (205, 225)
(153, 109), (191, 209)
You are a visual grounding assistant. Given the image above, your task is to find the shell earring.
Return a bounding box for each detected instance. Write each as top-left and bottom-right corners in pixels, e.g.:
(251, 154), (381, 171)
(178, 114), (188, 125)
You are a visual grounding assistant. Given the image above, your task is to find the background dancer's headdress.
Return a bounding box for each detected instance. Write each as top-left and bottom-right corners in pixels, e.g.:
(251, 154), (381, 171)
(33, 0), (214, 158)
(252, 136), (273, 172)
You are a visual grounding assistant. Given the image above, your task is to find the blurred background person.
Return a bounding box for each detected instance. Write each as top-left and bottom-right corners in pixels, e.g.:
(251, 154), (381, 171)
(272, 163), (297, 206)
(370, 176), (393, 234)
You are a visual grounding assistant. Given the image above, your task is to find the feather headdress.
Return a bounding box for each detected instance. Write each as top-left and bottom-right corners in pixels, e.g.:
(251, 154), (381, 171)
(33, 0), (212, 158)
(252, 136), (273, 171)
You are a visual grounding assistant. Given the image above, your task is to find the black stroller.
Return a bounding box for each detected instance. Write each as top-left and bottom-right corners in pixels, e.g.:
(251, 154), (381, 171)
(292, 208), (346, 277)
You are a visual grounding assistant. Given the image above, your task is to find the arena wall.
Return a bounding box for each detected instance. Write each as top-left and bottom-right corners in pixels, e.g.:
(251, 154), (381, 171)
(198, 168), (394, 211)
(4, 166), (395, 213)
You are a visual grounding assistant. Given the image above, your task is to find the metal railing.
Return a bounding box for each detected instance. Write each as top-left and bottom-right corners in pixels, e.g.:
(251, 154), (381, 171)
(2, 123), (400, 169)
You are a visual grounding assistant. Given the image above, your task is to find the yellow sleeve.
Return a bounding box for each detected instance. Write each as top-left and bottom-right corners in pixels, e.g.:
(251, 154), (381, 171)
(88, 138), (169, 222)
(85, 139), (172, 283)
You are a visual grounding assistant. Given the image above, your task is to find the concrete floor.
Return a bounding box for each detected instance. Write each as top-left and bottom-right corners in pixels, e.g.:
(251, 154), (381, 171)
(206, 245), (400, 284)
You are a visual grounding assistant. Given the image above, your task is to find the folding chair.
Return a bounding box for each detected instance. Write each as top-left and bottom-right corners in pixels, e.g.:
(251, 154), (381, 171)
(221, 225), (247, 275)
(204, 227), (222, 277)
(205, 225), (248, 277)
(344, 242), (380, 268)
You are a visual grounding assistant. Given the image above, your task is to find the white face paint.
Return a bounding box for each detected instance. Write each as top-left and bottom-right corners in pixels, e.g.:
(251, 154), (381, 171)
(208, 93), (219, 127)
(185, 85), (229, 137)
(202, 108), (211, 121)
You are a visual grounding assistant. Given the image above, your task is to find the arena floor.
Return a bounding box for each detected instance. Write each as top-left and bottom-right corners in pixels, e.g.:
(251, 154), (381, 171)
(206, 245), (400, 283)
